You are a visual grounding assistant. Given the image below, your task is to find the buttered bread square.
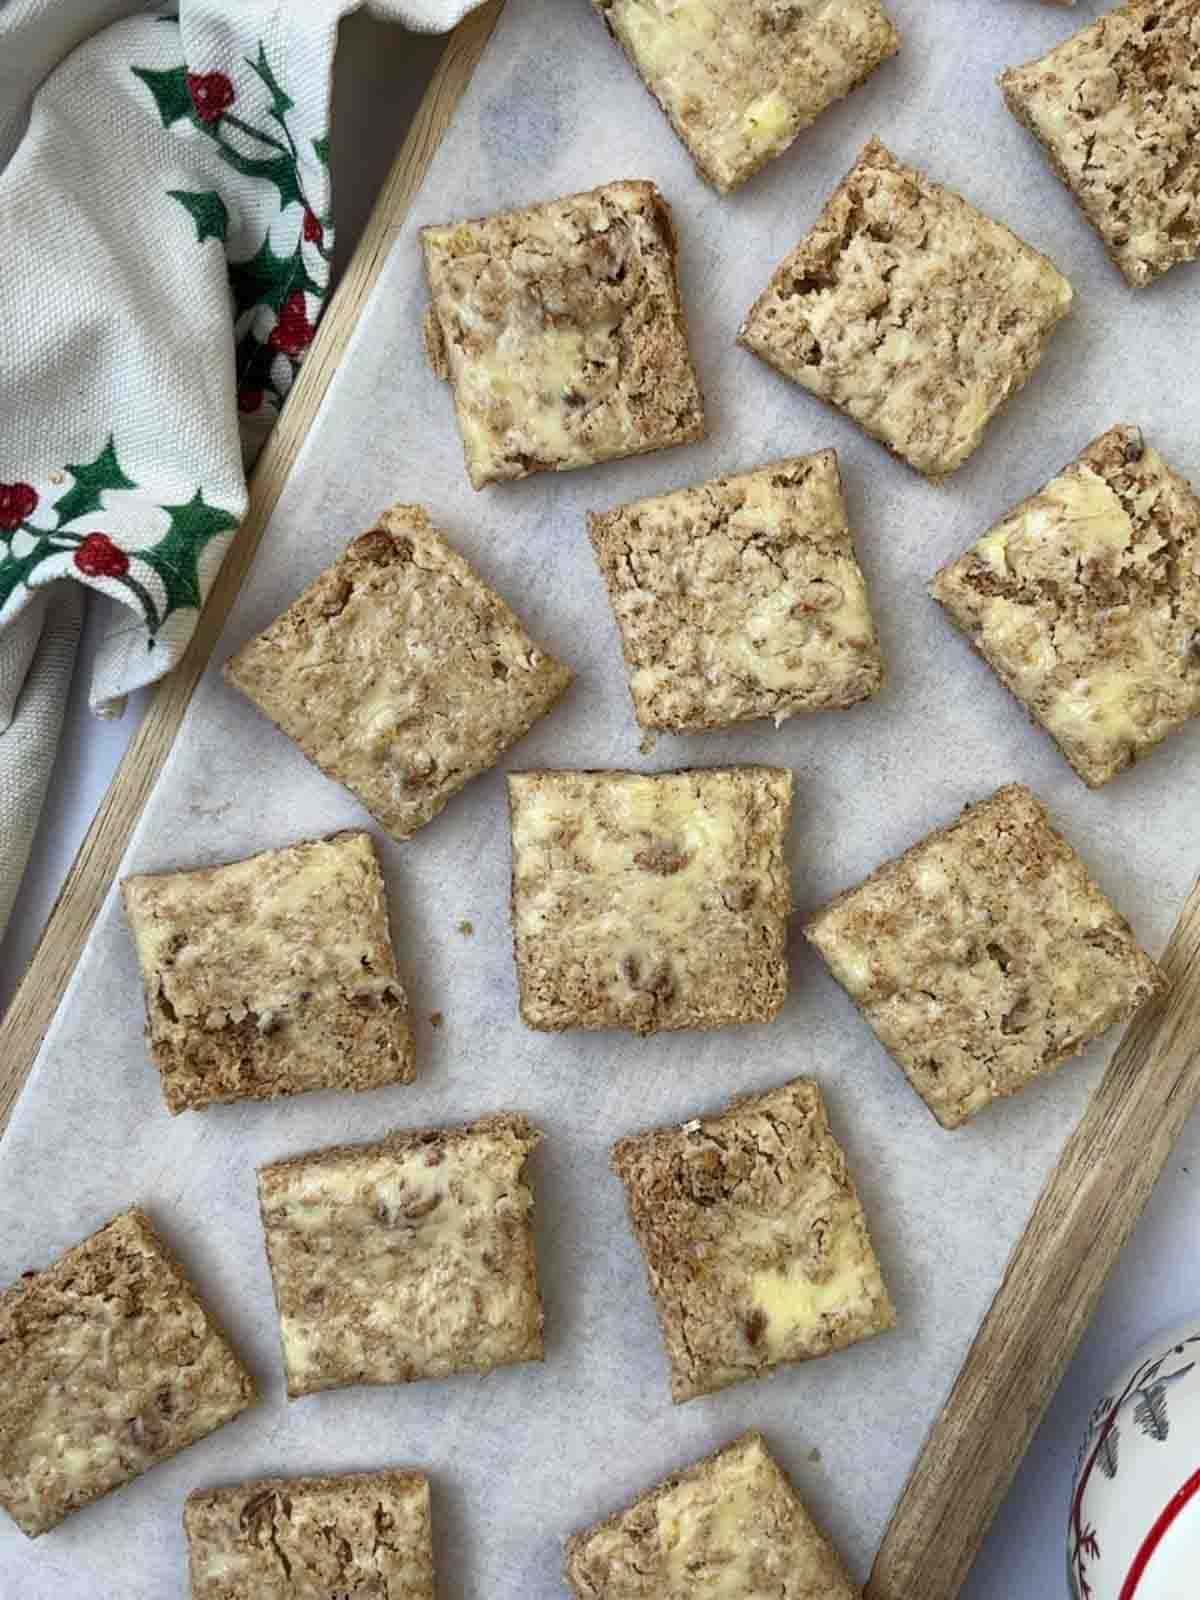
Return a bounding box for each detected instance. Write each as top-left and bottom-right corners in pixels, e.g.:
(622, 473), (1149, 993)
(739, 139), (1073, 480)
(185, 1472), (435, 1600)
(225, 506), (571, 841)
(805, 785), (1164, 1128)
(507, 767), (792, 1034)
(122, 831), (414, 1112)
(612, 1080), (894, 1402)
(1002, 0), (1200, 287)
(257, 1116), (544, 1397)
(565, 1431), (859, 1598)
(422, 181), (705, 488)
(0, 1210), (254, 1537)
(589, 452), (884, 732)
(590, 0), (899, 194)
(931, 426), (1200, 787)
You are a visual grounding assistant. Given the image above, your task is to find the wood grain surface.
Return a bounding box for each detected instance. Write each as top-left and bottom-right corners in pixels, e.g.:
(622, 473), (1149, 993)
(0, 0), (505, 1135)
(868, 870), (1200, 1599)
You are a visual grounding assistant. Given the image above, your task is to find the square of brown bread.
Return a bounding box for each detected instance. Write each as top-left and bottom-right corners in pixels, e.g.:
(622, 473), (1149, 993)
(224, 505), (572, 840)
(565, 1431), (858, 1597)
(122, 831), (414, 1114)
(590, 0), (899, 194)
(611, 1078), (893, 1403)
(931, 426), (1200, 787)
(421, 181), (705, 489)
(805, 785), (1164, 1129)
(185, 1470), (434, 1600)
(0, 1210), (254, 1537)
(1002, 1), (1200, 287)
(257, 1115), (543, 1398)
(507, 767), (792, 1034)
(590, 452), (884, 732)
(738, 139), (1073, 480)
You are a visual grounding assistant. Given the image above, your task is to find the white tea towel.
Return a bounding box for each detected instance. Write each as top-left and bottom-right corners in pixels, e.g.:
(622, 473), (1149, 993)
(0, 0), (484, 943)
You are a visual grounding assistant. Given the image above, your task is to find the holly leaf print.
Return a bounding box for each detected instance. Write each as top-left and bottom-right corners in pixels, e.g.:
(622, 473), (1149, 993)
(213, 144), (302, 209)
(133, 54), (302, 208)
(134, 38), (323, 430)
(139, 489), (239, 615)
(54, 437), (136, 527)
(0, 539), (55, 614)
(246, 43), (294, 120)
(235, 326), (283, 404)
(168, 189), (229, 244)
(229, 234), (320, 321)
(131, 63), (194, 126)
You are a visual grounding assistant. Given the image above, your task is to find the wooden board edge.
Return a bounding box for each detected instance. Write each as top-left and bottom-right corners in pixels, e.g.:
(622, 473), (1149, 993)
(0, 0), (505, 1136)
(867, 872), (1200, 1600)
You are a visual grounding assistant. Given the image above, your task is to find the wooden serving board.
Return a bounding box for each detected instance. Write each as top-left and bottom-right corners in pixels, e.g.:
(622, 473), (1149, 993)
(2, 5), (1199, 1596)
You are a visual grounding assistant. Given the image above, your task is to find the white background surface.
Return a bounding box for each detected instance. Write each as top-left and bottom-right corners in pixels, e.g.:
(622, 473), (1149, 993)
(2, 4), (1199, 1597)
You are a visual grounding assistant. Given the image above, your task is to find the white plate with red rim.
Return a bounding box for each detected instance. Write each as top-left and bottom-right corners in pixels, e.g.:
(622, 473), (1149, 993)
(1071, 1322), (1200, 1600)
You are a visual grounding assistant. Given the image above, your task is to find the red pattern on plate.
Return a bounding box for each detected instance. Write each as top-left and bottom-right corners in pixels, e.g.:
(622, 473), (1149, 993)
(1119, 1467), (1200, 1600)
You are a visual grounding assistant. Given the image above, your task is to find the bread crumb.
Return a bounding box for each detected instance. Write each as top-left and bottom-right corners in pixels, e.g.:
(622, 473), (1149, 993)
(429, 1012), (443, 1029)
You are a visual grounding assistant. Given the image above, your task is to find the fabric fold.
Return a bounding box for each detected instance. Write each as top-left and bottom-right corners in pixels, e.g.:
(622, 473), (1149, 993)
(0, 583), (84, 940)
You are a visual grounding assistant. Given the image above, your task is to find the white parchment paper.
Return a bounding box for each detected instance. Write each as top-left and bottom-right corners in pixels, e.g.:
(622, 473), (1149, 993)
(3, 1), (1199, 1594)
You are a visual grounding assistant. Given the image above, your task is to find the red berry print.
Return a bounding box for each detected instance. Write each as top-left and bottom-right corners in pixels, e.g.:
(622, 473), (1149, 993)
(187, 71), (234, 124)
(269, 291), (315, 357)
(75, 533), (130, 580)
(237, 386), (264, 414)
(303, 209), (324, 246)
(0, 482), (38, 531)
